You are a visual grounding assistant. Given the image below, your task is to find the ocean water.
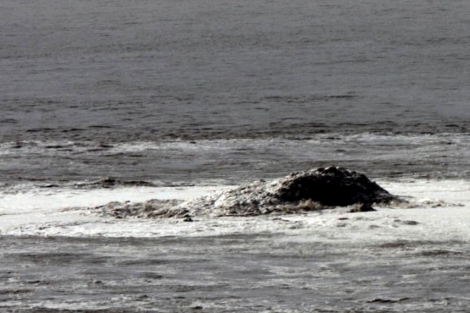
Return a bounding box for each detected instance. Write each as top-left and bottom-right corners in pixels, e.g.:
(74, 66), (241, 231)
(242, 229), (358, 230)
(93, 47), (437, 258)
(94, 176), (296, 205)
(2, 0), (470, 312)
(2, 0), (470, 185)
(2, 0), (470, 182)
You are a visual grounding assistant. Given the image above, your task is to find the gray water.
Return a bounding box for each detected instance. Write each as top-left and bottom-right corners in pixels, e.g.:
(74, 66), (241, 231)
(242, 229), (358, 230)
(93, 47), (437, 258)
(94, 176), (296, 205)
(2, 0), (470, 184)
(2, 235), (470, 312)
(0, 0), (470, 181)
(2, 0), (470, 142)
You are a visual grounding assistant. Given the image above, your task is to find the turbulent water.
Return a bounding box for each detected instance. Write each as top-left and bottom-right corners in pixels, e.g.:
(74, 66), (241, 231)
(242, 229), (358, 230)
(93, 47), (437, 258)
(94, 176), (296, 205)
(2, 0), (470, 312)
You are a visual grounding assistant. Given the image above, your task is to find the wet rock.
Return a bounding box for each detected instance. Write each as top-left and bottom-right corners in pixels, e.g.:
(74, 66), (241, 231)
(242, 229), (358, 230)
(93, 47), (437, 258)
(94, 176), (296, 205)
(183, 216), (194, 222)
(367, 298), (410, 304)
(97, 199), (184, 218)
(76, 177), (158, 189)
(348, 203), (377, 213)
(12, 141), (23, 149)
(173, 167), (402, 217)
(394, 219), (419, 226)
(277, 167), (394, 206)
(92, 167), (402, 218)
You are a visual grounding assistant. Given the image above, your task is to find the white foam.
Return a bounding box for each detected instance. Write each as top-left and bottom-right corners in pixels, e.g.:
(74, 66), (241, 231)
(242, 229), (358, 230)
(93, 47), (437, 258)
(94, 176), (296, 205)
(0, 185), (230, 236)
(1, 179), (470, 243)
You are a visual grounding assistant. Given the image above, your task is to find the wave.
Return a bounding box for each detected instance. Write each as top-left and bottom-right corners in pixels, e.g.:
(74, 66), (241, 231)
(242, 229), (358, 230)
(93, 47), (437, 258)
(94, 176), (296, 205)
(1, 133), (470, 187)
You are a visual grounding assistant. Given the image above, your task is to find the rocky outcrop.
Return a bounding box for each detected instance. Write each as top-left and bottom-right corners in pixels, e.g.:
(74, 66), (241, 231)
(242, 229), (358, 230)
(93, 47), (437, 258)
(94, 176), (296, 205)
(173, 167), (400, 217)
(95, 167), (402, 218)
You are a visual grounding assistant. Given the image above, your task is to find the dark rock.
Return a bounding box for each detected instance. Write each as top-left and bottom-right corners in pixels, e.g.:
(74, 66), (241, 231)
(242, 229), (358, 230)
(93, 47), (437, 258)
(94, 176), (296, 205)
(99, 143), (114, 148)
(12, 142), (23, 149)
(348, 203), (377, 213)
(367, 298), (410, 304)
(76, 177), (158, 189)
(91, 167), (403, 218)
(278, 167), (393, 206)
(394, 219), (419, 226)
(174, 167), (402, 217)
(183, 216), (194, 222)
(39, 184), (60, 188)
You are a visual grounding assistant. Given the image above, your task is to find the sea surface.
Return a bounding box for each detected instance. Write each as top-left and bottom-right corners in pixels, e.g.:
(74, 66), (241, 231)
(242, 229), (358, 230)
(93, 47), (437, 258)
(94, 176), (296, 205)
(2, 0), (470, 312)
(2, 0), (470, 185)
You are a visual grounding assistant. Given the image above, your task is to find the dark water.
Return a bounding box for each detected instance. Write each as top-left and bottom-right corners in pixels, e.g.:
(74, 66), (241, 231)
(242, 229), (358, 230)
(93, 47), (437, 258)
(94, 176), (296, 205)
(2, 0), (470, 184)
